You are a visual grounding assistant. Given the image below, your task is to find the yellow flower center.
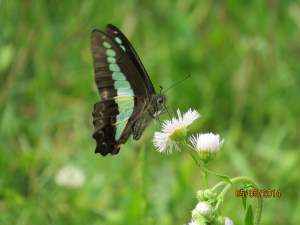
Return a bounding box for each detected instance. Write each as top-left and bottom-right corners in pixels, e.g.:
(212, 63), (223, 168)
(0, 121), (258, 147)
(169, 126), (187, 141)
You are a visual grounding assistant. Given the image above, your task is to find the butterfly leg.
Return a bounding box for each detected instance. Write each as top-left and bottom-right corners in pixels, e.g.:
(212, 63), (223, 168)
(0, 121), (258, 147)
(153, 118), (161, 131)
(155, 116), (163, 127)
(161, 106), (174, 119)
(163, 110), (168, 119)
(166, 106), (175, 118)
(163, 105), (171, 119)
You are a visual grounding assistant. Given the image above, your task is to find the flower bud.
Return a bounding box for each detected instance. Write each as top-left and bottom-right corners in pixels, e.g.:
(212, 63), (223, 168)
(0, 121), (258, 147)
(204, 189), (217, 200)
(192, 202), (214, 222)
(189, 133), (224, 162)
(196, 190), (207, 201)
(214, 215), (225, 225)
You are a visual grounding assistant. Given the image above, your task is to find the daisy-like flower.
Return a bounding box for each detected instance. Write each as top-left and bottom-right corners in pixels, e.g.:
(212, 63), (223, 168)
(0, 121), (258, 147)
(153, 109), (200, 154)
(225, 217), (234, 225)
(55, 165), (85, 188)
(189, 132), (224, 162)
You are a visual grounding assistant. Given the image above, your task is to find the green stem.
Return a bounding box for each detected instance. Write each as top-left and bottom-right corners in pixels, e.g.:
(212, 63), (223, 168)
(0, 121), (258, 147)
(212, 181), (227, 191)
(203, 162), (208, 189)
(182, 139), (204, 177)
(216, 176), (263, 225)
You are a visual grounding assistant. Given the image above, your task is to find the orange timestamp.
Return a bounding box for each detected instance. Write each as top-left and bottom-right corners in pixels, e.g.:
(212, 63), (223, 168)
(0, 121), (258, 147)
(236, 189), (281, 198)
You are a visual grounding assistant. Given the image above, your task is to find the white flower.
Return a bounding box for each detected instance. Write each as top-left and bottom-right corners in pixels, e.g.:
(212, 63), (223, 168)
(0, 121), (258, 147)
(189, 133), (224, 152)
(225, 217), (234, 225)
(195, 202), (212, 217)
(183, 219), (198, 225)
(55, 165), (85, 188)
(189, 133), (224, 162)
(192, 202), (214, 223)
(153, 109), (200, 154)
(188, 219), (198, 225)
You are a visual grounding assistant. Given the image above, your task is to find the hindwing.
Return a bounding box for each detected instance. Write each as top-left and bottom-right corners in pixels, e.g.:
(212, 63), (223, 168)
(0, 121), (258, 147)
(92, 98), (144, 156)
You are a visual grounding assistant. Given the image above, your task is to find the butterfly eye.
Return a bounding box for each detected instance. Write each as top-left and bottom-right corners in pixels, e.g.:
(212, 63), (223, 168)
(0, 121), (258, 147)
(157, 97), (163, 104)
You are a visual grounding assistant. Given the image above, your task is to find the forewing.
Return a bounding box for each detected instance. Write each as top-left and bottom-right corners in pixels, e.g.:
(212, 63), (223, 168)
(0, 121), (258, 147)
(106, 24), (156, 95)
(91, 29), (151, 99)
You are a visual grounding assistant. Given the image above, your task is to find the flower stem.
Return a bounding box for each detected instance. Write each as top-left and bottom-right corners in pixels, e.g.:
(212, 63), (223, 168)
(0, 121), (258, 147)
(212, 181), (227, 191)
(203, 162), (208, 189)
(182, 139), (205, 178)
(216, 176), (263, 225)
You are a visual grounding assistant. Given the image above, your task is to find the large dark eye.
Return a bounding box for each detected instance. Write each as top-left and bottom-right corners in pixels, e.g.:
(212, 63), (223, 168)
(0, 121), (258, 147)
(157, 97), (163, 104)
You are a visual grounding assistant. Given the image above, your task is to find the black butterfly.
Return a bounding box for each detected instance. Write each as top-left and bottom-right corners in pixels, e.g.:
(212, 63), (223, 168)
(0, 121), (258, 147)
(91, 24), (167, 156)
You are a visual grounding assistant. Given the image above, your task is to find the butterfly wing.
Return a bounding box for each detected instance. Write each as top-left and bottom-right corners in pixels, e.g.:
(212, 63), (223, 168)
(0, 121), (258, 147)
(91, 27), (152, 156)
(106, 24), (156, 95)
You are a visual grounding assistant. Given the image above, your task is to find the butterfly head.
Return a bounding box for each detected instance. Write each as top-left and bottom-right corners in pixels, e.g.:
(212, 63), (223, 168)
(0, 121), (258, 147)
(157, 95), (166, 104)
(149, 94), (167, 118)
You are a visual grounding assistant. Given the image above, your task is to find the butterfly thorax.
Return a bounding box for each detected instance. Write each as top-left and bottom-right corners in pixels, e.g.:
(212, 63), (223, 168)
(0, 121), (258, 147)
(132, 94), (167, 141)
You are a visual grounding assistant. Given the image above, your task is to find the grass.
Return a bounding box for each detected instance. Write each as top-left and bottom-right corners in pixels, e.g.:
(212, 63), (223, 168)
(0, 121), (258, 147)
(1, 0), (300, 224)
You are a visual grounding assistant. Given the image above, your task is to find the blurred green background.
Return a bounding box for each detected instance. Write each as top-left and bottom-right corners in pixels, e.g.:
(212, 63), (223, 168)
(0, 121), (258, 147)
(1, 0), (300, 224)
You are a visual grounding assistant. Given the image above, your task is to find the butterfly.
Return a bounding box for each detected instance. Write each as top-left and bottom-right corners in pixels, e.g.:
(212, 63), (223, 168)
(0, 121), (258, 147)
(91, 24), (167, 156)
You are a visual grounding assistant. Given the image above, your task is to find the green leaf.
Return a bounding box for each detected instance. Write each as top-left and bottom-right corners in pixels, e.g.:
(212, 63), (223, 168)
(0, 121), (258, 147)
(245, 205), (254, 225)
(241, 186), (249, 210)
(202, 167), (231, 183)
(242, 190), (247, 210)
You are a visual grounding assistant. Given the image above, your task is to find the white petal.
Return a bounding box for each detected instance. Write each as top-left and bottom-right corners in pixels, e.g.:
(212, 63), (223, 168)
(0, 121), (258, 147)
(182, 109), (201, 126)
(177, 108), (183, 122)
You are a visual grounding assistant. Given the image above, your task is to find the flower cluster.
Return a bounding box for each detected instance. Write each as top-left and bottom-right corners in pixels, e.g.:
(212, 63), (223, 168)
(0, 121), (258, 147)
(152, 109), (235, 225)
(153, 109), (224, 163)
(189, 189), (234, 225)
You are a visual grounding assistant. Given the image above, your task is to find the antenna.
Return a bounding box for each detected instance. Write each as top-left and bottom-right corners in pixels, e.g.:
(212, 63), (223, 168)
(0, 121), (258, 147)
(159, 86), (163, 95)
(162, 74), (190, 94)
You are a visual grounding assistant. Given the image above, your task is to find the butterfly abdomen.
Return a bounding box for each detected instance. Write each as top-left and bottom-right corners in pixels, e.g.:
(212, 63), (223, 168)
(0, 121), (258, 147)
(132, 111), (151, 140)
